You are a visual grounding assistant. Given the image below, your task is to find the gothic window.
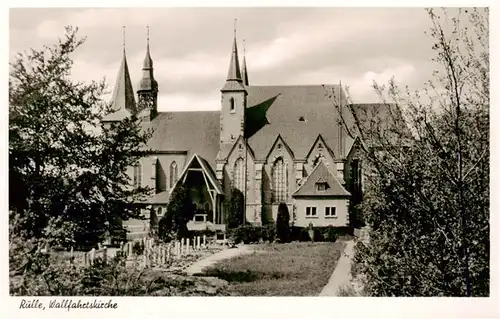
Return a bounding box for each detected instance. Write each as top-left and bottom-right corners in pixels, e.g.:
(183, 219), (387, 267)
(230, 97), (235, 113)
(170, 161), (178, 188)
(234, 158), (245, 193)
(133, 163), (142, 189)
(272, 157), (287, 203)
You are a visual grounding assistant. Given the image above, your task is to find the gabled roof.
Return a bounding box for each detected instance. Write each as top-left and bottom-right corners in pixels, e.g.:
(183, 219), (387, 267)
(293, 161), (350, 197)
(174, 154), (224, 195)
(304, 134), (336, 161)
(216, 135), (255, 162)
(241, 55), (249, 86)
(245, 85), (354, 161)
(145, 111), (220, 168)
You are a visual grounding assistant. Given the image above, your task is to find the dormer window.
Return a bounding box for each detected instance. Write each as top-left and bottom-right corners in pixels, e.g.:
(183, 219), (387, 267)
(316, 181), (328, 192)
(298, 116), (306, 122)
(229, 97), (235, 113)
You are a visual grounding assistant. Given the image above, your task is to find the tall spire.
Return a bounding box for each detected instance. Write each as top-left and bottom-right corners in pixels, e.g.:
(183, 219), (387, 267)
(241, 38), (249, 86)
(109, 26), (136, 114)
(222, 19), (246, 92)
(138, 25), (157, 93)
(226, 19), (242, 81)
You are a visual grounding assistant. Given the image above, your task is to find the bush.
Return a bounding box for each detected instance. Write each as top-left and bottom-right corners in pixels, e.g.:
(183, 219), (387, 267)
(229, 225), (261, 244)
(276, 203), (290, 242)
(261, 224), (276, 243)
(226, 188), (244, 229)
(322, 226), (338, 242)
(132, 241), (144, 255)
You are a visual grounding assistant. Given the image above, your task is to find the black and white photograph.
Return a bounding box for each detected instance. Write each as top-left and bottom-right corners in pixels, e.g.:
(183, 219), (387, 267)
(4, 3), (496, 317)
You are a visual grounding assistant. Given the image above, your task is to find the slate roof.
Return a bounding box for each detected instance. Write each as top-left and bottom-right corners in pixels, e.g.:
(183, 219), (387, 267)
(292, 161), (350, 197)
(145, 111), (220, 168)
(245, 85), (354, 161)
(103, 50), (136, 122)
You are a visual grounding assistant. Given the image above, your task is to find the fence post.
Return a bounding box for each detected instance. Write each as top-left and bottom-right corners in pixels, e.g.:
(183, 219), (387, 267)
(103, 247), (108, 264)
(90, 248), (96, 265)
(186, 238), (190, 255)
(196, 236), (200, 250)
(203, 235), (206, 248)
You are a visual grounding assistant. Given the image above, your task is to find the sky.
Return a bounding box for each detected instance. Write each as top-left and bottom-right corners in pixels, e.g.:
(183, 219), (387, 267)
(9, 7), (439, 112)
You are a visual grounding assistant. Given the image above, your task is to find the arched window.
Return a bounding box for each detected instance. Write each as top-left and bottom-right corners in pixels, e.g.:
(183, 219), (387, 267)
(272, 158), (287, 202)
(170, 161), (178, 188)
(133, 163), (142, 189)
(234, 158), (245, 193)
(229, 97), (235, 112)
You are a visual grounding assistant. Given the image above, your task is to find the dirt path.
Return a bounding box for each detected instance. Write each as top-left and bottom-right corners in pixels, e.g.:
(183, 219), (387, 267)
(319, 240), (355, 296)
(184, 245), (254, 275)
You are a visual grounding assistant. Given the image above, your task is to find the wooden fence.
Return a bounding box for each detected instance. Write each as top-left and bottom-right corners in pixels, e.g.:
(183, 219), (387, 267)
(73, 235), (213, 267)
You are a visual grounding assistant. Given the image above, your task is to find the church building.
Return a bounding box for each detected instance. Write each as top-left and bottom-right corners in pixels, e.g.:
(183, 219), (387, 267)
(102, 28), (379, 237)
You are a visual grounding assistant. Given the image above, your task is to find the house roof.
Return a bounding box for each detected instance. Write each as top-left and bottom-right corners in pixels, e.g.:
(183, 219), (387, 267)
(145, 111), (220, 168)
(293, 161), (350, 197)
(245, 85), (354, 161)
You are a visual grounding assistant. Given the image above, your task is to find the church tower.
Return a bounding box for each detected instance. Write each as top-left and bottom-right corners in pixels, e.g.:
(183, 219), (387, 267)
(137, 26), (158, 120)
(220, 27), (247, 145)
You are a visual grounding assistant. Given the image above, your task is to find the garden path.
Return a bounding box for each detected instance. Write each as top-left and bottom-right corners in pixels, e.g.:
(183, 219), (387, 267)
(184, 245), (254, 275)
(319, 239), (355, 296)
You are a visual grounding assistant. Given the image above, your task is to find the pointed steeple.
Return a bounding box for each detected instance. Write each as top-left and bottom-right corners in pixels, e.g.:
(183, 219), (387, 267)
(222, 20), (246, 92)
(226, 35), (242, 81)
(137, 26), (159, 120)
(109, 27), (136, 115)
(241, 39), (249, 86)
(138, 26), (158, 93)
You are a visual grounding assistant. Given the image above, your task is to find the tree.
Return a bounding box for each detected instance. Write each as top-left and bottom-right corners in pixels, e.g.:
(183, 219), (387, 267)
(9, 26), (152, 249)
(276, 203), (290, 242)
(226, 188), (244, 229)
(158, 185), (194, 240)
(327, 8), (489, 296)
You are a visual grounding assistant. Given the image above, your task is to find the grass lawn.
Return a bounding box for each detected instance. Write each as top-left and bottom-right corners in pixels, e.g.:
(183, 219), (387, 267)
(200, 241), (346, 296)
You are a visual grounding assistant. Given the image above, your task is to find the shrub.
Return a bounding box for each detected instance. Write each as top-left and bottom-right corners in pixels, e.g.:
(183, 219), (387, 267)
(322, 226), (338, 242)
(132, 241), (144, 255)
(261, 224), (276, 242)
(276, 203), (290, 242)
(226, 188), (244, 229)
(229, 225), (261, 244)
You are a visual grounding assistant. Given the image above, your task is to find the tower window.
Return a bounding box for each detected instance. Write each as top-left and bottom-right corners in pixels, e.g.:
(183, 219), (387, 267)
(230, 97), (235, 113)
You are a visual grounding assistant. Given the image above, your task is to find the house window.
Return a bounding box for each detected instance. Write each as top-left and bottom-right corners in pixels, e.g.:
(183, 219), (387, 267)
(230, 98), (235, 113)
(316, 182), (328, 192)
(234, 158), (245, 193)
(306, 206), (317, 217)
(238, 143), (243, 150)
(170, 161), (178, 188)
(325, 207), (337, 218)
(272, 157), (287, 202)
(133, 163), (142, 189)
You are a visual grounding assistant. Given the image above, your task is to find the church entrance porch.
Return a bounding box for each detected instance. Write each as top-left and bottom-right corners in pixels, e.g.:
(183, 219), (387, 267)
(174, 154), (226, 233)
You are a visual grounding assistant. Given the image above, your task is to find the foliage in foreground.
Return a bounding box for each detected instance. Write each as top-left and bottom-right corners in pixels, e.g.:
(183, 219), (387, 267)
(158, 185), (195, 241)
(201, 242), (345, 296)
(332, 8), (489, 296)
(9, 26), (152, 249)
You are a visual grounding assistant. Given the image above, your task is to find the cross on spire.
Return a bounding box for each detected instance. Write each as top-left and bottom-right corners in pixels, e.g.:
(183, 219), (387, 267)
(147, 25), (150, 45)
(122, 26), (126, 50)
(234, 18), (237, 37)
